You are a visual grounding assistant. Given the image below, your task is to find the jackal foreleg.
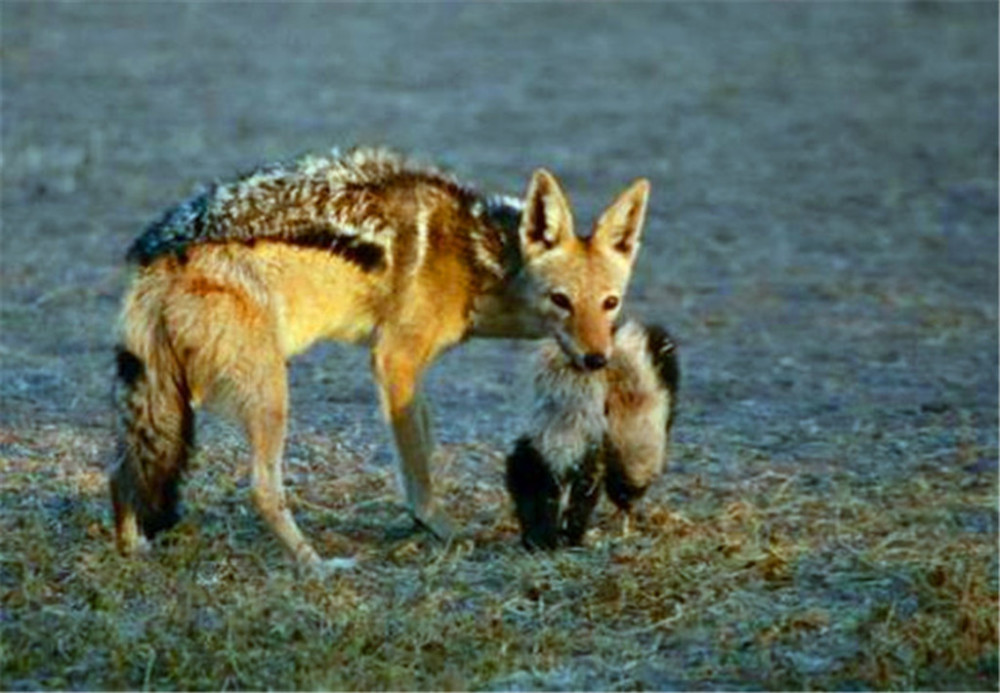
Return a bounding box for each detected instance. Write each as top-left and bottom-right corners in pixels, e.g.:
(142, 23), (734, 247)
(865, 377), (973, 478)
(372, 328), (455, 540)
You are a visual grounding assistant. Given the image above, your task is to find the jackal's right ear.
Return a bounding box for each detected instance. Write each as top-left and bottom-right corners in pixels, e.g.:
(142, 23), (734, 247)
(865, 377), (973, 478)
(519, 169), (574, 260)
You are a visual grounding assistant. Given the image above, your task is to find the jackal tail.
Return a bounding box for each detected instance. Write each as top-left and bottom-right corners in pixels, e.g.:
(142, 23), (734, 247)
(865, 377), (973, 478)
(110, 304), (194, 551)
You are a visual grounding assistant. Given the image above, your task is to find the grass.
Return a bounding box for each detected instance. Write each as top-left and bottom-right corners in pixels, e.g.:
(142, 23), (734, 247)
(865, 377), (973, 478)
(1, 422), (996, 690)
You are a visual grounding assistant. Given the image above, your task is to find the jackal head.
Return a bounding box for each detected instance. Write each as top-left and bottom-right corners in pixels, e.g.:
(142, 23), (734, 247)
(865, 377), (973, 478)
(519, 169), (650, 371)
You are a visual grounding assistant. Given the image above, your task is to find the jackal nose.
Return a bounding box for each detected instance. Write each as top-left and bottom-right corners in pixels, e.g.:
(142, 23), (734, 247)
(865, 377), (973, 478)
(583, 353), (608, 371)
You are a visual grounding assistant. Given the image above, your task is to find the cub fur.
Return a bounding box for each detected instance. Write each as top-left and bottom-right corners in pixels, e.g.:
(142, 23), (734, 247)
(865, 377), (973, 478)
(506, 319), (678, 549)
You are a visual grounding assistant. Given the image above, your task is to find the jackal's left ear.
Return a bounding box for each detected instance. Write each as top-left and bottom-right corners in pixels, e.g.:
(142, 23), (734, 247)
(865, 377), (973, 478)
(592, 178), (650, 265)
(519, 168), (575, 261)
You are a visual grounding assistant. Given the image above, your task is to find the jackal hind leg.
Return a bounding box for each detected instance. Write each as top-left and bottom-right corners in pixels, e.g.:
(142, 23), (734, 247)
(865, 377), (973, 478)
(207, 341), (348, 572)
(233, 366), (328, 569)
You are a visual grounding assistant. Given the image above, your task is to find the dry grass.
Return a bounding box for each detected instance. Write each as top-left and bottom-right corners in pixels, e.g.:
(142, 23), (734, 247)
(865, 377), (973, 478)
(1, 422), (996, 691)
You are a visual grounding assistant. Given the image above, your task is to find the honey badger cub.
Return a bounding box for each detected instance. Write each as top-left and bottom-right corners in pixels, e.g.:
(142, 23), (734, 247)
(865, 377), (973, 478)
(506, 319), (679, 549)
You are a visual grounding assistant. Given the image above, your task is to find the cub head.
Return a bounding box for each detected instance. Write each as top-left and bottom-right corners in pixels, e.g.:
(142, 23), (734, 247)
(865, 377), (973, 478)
(518, 169), (650, 371)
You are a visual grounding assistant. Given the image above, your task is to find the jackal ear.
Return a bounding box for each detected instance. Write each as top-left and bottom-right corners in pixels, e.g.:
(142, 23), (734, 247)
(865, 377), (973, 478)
(592, 178), (650, 265)
(519, 168), (574, 260)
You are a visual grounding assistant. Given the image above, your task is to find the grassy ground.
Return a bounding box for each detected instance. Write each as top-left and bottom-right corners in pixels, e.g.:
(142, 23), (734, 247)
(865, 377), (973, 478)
(2, 424), (996, 690)
(2, 2), (997, 690)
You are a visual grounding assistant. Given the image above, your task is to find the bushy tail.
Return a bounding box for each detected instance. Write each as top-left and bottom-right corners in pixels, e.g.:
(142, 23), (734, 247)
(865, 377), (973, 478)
(110, 321), (194, 547)
(643, 323), (679, 432)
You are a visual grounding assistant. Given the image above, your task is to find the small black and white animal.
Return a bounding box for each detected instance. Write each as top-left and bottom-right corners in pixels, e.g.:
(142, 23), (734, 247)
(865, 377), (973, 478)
(505, 319), (679, 549)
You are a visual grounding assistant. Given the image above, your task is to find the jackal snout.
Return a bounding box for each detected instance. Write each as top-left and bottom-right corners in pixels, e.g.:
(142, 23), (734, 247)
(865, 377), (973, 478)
(551, 314), (614, 372)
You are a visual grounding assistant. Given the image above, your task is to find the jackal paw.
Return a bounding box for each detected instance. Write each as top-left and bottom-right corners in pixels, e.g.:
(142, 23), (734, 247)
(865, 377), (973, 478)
(301, 555), (357, 578)
(116, 535), (152, 556)
(414, 511), (455, 541)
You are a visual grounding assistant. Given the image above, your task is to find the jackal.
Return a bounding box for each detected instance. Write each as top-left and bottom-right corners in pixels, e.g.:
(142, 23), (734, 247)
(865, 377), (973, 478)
(506, 319), (678, 550)
(111, 146), (650, 569)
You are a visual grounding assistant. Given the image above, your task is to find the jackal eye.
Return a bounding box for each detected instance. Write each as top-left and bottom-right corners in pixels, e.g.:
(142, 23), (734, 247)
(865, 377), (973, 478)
(549, 291), (572, 312)
(603, 296), (620, 311)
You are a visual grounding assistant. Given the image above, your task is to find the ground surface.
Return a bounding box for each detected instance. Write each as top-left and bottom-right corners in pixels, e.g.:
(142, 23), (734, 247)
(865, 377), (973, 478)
(1, 2), (997, 690)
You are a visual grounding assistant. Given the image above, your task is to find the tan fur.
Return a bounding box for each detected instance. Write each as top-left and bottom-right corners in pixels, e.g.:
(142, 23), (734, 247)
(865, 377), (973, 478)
(111, 147), (650, 569)
(604, 321), (672, 491)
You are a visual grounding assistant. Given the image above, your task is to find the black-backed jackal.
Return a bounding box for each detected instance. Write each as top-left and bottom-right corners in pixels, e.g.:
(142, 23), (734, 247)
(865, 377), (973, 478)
(505, 319), (678, 550)
(111, 147), (651, 570)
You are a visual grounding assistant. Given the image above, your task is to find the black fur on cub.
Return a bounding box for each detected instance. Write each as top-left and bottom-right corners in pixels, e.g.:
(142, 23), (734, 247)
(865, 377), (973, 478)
(506, 319), (678, 549)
